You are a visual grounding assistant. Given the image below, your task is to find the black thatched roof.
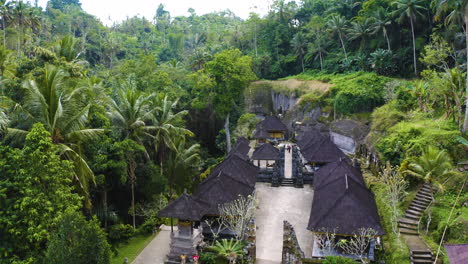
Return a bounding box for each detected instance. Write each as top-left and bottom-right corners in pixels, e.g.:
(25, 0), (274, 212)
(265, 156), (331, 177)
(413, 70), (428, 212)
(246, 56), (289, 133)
(229, 137), (251, 158)
(445, 244), (468, 264)
(300, 137), (348, 164)
(208, 153), (258, 187)
(253, 125), (270, 139)
(158, 193), (209, 221)
(258, 116), (287, 132)
(314, 159), (365, 189)
(307, 175), (384, 236)
(252, 143), (280, 160)
(193, 172), (255, 215)
(296, 129), (325, 150)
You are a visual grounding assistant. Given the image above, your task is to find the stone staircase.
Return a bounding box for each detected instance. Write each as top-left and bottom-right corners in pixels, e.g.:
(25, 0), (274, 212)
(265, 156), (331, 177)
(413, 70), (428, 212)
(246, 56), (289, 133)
(398, 183), (435, 264)
(410, 250), (436, 264)
(281, 178), (295, 187)
(398, 183), (434, 235)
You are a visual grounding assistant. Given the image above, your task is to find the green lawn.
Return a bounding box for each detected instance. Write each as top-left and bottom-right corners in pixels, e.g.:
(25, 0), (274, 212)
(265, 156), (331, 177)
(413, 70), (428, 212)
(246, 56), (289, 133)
(111, 233), (156, 264)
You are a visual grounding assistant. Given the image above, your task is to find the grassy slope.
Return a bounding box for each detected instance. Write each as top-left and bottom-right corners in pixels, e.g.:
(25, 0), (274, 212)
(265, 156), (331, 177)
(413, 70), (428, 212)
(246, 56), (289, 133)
(111, 233), (156, 264)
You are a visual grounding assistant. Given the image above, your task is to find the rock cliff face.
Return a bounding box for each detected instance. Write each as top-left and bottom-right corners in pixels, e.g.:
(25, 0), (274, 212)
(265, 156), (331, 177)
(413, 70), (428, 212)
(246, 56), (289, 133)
(272, 92), (298, 114)
(246, 80), (370, 154)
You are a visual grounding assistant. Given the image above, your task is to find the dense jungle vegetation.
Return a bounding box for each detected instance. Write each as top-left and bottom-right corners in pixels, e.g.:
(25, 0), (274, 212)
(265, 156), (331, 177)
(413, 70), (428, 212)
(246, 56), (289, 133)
(0, 0), (466, 263)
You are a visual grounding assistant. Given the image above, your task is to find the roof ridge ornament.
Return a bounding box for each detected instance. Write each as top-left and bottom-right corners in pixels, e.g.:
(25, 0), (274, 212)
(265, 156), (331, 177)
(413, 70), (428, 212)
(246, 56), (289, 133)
(345, 173), (348, 189)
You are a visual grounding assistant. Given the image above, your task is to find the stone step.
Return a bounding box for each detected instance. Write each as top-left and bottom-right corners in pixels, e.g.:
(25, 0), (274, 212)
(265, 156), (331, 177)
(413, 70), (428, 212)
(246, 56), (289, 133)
(411, 259), (433, 264)
(412, 199), (430, 207)
(406, 209), (423, 216)
(412, 250), (432, 254)
(413, 197), (432, 204)
(416, 192), (433, 198)
(398, 222), (418, 230)
(405, 213), (420, 221)
(400, 227), (418, 236)
(416, 193), (433, 200)
(409, 203), (427, 211)
(412, 253), (434, 260)
(399, 218), (418, 226)
(419, 188), (433, 195)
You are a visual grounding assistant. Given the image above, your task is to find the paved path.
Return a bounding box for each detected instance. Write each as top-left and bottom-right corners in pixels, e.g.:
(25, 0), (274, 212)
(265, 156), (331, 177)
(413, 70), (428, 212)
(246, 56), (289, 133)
(255, 183), (314, 263)
(132, 225), (174, 264)
(284, 145), (292, 178)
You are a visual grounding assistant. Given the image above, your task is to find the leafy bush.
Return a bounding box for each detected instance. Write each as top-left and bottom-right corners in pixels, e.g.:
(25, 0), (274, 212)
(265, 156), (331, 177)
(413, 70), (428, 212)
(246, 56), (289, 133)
(108, 224), (135, 243)
(376, 118), (461, 165)
(45, 210), (111, 264)
(370, 101), (406, 134)
(332, 73), (390, 114)
(323, 256), (356, 264)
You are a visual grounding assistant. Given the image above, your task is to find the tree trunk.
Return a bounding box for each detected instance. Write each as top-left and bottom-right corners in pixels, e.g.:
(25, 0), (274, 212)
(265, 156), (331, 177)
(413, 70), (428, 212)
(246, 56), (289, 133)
(463, 11), (468, 133)
(301, 55), (305, 73)
(103, 190), (108, 228)
(319, 51), (323, 71)
(338, 31), (348, 60)
(410, 17), (417, 76)
(254, 23), (258, 57)
(225, 114), (231, 153)
(128, 156), (137, 229)
(3, 17), (6, 48)
(384, 29), (391, 51)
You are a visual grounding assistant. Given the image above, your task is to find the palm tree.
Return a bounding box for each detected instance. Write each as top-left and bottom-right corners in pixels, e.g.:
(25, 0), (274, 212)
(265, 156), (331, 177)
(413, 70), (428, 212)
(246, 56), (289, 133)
(371, 7), (392, 50)
(0, 0), (12, 47)
(211, 239), (245, 264)
(165, 135), (200, 195)
(327, 15), (349, 60)
(347, 18), (373, 51)
(107, 81), (155, 228)
(393, 0), (427, 76)
(327, 0), (362, 19)
(400, 146), (459, 191)
(6, 65), (102, 201)
(146, 96), (193, 193)
(11, 0), (29, 54)
(291, 31), (307, 72)
(433, 0), (468, 132)
(307, 36), (328, 71)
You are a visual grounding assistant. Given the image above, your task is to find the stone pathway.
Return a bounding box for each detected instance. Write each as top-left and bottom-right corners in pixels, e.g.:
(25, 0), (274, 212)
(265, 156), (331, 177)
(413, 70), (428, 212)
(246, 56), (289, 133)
(255, 183), (314, 263)
(284, 144), (292, 179)
(132, 225), (175, 264)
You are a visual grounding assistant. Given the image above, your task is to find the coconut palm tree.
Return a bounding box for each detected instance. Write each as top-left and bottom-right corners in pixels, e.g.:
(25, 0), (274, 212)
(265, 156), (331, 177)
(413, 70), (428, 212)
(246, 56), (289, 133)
(307, 36), (328, 71)
(107, 81), (155, 228)
(146, 96), (193, 190)
(393, 0), (427, 76)
(347, 18), (373, 51)
(400, 146), (460, 191)
(211, 239), (245, 264)
(433, 0), (468, 132)
(0, 0), (12, 47)
(371, 7), (392, 50)
(165, 135), (200, 195)
(327, 15), (349, 60)
(291, 31), (307, 72)
(5, 65), (102, 201)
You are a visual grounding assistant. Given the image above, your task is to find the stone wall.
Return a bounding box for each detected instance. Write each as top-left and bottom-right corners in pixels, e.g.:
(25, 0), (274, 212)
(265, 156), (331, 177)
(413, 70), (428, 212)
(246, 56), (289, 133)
(282, 221), (305, 264)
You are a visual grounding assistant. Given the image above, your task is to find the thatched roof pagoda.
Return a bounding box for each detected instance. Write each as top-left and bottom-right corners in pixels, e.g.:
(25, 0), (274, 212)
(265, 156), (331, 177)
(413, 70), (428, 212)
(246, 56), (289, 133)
(253, 126), (270, 140)
(193, 172), (255, 215)
(252, 143), (280, 160)
(258, 116), (287, 132)
(158, 193), (209, 221)
(296, 129), (325, 150)
(444, 244), (468, 264)
(229, 137), (251, 159)
(308, 172), (384, 236)
(300, 137), (348, 164)
(313, 159), (364, 189)
(208, 153), (258, 187)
